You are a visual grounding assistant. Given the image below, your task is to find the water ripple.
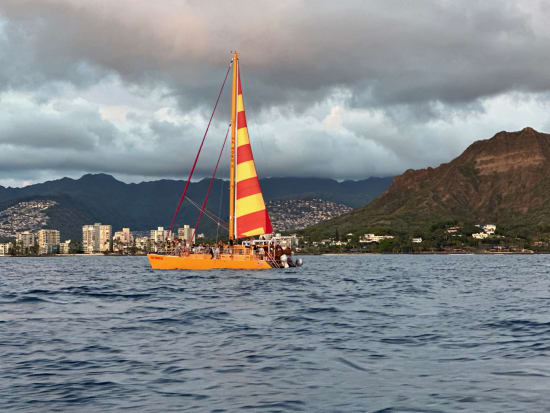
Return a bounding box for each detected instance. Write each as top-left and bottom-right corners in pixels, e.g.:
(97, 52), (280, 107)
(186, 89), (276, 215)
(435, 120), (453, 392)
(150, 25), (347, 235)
(1, 254), (550, 411)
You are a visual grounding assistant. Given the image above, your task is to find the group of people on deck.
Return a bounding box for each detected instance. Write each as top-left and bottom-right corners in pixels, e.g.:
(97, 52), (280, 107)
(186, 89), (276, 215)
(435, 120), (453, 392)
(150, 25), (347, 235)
(166, 238), (293, 266)
(169, 239), (223, 258)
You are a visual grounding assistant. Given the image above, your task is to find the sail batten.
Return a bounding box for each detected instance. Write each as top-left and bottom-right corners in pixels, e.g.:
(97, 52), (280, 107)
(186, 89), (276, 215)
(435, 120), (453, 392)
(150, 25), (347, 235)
(234, 68), (273, 238)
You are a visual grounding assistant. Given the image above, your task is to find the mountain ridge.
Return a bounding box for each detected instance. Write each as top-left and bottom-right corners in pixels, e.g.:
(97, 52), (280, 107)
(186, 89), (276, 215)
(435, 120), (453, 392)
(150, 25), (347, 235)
(303, 127), (550, 239)
(0, 174), (393, 240)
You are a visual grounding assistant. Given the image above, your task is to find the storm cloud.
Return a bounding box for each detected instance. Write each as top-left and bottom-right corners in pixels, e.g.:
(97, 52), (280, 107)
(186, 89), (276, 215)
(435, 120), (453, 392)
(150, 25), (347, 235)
(1, 0), (550, 186)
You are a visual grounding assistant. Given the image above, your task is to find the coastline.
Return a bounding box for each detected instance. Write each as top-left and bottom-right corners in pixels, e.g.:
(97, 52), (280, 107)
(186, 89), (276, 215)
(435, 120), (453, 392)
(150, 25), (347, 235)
(320, 251), (541, 255)
(1, 251), (544, 258)
(0, 253), (149, 258)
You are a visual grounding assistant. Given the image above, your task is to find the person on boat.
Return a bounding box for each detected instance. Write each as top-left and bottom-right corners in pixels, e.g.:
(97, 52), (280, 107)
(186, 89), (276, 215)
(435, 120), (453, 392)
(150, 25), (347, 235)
(274, 244), (283, 265)
(180, 241), (190, 257)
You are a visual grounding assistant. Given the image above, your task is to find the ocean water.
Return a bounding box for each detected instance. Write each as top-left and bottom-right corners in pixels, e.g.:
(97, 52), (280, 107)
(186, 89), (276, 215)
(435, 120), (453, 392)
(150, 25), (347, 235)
(1, 254), (550, 412)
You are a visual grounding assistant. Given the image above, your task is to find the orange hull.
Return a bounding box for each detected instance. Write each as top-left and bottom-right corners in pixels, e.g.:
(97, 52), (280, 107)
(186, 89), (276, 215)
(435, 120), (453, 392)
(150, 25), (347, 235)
(147, 253), (272, 270)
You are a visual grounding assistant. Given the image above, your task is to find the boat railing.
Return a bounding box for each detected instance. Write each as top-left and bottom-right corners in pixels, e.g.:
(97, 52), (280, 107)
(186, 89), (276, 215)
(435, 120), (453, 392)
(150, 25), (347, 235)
(156, 245), (284, 266)
(159, 246), (268, 258)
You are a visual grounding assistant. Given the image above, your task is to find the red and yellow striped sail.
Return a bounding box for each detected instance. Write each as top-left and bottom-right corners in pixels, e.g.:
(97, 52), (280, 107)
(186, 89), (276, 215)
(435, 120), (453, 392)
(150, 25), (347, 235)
(235, 69), (273, 238)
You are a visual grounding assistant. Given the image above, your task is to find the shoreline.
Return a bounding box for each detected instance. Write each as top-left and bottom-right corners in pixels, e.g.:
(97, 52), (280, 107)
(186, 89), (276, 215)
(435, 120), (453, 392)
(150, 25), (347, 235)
(1, 251), (546, 258)
(0, 253), (148, 257)
(320, 251), (541, 255)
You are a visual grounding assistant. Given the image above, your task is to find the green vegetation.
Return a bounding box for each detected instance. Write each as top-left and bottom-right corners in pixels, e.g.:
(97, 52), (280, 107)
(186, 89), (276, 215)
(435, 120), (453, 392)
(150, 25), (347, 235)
(299, 218), (550, 254)
(9, 241), (39, 256)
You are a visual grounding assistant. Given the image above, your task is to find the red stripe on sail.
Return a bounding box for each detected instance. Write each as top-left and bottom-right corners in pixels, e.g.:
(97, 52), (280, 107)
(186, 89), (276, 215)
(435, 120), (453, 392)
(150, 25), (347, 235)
(236, 177), (261, 199)
(237, 110), (247, 129)
(237, 209), (273, 237)
(237, 144), (253, 164)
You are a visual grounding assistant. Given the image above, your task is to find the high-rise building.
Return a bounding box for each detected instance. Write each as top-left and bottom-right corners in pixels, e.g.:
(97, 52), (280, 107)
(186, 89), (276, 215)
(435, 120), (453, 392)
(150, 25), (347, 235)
(149, 226), (173, 252)
(59, 240), (71, 254)
(37, 229), (60, 254)
(82, 223), (112, 253)
(82, 225), (95, 253)
(177, 225), (195, 244)
(113, 228), (133, 252)
(16, 231), (35, 248)
(134, 236), (149, 252)
(150, 226), (171, 242)
(98, 225), (112, 252)
(115, 228), (132, 243)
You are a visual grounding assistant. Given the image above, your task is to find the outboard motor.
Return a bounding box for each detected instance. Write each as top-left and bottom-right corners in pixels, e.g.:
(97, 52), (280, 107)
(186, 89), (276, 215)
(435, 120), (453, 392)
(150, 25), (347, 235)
(280, 254), (289, 268)
(295, 258), (303, 267)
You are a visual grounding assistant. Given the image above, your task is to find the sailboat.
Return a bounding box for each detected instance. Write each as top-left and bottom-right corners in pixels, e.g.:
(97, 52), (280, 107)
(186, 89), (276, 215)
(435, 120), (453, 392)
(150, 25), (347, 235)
(147, 52), (299, 270)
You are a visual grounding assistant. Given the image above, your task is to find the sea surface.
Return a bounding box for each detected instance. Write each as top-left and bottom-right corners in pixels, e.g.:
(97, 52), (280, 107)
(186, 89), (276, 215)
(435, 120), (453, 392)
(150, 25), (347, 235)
(1, 255), (550, 412)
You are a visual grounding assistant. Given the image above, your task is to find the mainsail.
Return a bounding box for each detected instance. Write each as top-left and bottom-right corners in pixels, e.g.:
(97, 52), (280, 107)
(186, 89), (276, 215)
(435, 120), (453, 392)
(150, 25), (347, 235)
(234, 69), (273, 238)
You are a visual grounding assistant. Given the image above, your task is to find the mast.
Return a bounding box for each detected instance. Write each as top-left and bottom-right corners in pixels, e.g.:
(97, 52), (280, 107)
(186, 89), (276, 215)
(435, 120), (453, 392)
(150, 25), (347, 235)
(229, 51), (239, 240)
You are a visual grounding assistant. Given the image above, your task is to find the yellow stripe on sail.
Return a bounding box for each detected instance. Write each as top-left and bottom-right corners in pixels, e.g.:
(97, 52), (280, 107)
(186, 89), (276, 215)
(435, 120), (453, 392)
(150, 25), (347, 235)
(236, 193), (265, 218)
(242, 227), (265, 237)
(237, 126), (250, 147)
(236, 160), (257, 182)
(237, 94), (245, 112)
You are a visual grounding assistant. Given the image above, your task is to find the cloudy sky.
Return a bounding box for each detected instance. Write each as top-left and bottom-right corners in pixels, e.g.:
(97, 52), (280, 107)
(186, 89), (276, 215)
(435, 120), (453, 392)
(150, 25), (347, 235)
(1, 0), (550, 187)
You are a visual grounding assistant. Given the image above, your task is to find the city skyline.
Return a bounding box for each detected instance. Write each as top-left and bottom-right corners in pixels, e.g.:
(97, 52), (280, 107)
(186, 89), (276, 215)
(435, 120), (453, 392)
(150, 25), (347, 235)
(1, 1), (550, 187)
(0, 224), (206, 255)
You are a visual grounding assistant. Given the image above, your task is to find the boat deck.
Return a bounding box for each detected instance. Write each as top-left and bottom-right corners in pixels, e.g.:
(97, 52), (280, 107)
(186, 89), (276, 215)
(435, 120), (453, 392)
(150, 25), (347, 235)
(147, 252), (273, 270)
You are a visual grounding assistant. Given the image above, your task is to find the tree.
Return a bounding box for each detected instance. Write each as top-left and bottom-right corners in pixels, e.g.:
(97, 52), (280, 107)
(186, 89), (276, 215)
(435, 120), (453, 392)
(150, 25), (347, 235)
(9, 242), (19, 256)
(377, 238), (397, 253)
(69, 240), (82, 254)
(113, 238), (123, 254)
(129, 239), (138, 255)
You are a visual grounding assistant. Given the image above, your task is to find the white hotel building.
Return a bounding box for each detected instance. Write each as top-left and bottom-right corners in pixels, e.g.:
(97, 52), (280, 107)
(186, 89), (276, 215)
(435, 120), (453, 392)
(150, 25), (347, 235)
(82, 223), (112, 253)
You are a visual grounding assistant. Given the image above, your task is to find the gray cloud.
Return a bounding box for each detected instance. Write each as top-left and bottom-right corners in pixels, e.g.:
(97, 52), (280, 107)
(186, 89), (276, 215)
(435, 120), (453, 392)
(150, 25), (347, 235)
(1, 1), (550, 186)
(3, 1), (550, 109)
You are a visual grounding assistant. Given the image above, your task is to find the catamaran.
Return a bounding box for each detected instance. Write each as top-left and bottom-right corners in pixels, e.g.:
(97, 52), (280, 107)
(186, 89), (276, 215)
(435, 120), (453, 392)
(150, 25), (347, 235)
(147, 52), (301, 270)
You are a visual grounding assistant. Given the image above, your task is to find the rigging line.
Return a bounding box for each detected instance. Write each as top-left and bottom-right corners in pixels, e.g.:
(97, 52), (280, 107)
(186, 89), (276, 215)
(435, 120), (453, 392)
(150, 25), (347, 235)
(192, 123), (231, 241)
(167, 61), (232, 236)
(216, 176), (225, 241)
(184, 197), (228, 230)
(188, 194), (227, 225)
(216, 129), (230, 241)
(203, 209), (227, 228)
